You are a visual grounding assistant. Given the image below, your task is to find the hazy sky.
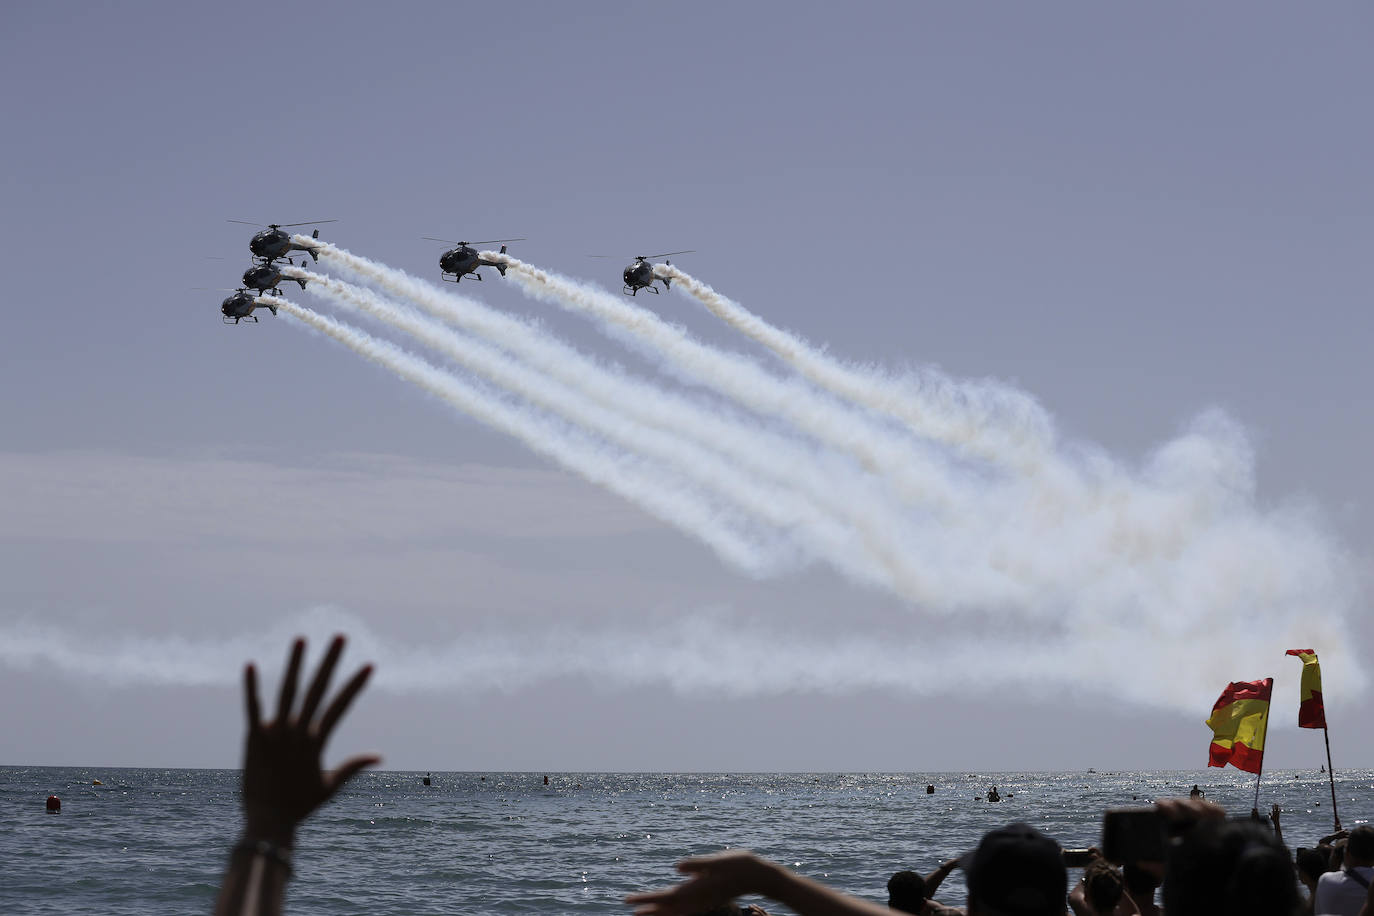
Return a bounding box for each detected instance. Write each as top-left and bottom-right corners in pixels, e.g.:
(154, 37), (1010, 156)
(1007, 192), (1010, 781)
(1, 2), (1370, 773)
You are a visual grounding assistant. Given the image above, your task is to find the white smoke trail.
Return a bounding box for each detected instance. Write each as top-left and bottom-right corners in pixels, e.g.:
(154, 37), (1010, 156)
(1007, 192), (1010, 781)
(278, 277), (907, 592)
(282, 246), (1364, 696)
(0, 605), (1358, 712)
(482, 250), (964, 512)
(299, 244), (893, 505)
(255, 296), (771, 573)
(304, 242), (916, 516)
(287, 261), (951, 600)
(658, 263), (1054, 470)
(472, 255), (1361, 647)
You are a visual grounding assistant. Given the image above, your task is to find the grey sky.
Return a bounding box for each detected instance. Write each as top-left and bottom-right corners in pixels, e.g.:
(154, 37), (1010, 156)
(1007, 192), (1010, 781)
(1, 2), (1370, 772)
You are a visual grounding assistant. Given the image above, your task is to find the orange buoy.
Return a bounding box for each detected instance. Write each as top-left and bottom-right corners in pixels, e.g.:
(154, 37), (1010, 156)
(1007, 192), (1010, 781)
(46, 795), (61, 813)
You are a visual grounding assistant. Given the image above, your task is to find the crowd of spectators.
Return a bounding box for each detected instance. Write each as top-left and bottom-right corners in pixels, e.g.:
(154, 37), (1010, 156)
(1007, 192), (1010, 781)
(212, 637), (1374, 916)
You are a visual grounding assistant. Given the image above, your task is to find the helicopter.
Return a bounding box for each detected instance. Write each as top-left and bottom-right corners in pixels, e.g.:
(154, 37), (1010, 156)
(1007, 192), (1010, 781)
(219, 288), (276, 324)
(228, 219), (336, 265)
(241, 263), (307, 297)
(423, 237), (525, 283)
(595, 251), (694, 296)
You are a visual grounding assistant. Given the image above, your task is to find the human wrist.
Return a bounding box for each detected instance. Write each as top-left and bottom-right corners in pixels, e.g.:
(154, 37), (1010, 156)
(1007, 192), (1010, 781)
(242, 818), (297, 849)
(233, 836), (295, 878)
(753, 856), (791, 900)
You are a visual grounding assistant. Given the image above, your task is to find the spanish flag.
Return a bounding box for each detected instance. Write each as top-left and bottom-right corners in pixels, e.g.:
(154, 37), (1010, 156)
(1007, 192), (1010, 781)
(1206, 678), (1272, 773)
(1285, 649), (1327, 729)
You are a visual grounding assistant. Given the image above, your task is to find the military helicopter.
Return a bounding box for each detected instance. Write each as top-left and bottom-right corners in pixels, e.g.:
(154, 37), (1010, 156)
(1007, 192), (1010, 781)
(241, 263), (307, 297)
(423, 237), (525, 283)
(218, 288), (276, 324)
(594, 251), (695, 296)
(228, 219), (336, 265)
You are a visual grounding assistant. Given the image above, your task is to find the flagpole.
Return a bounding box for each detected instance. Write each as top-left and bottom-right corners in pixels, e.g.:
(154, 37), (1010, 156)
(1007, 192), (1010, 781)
(1252, 683), (1272, 814)
(1323, 726), (1340, 831)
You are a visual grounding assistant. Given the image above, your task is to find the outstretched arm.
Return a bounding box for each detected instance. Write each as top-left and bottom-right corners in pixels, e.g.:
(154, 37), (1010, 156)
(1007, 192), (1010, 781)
(626, 850), (893, 916)
(922, 858), (960, 900)
(1068, 876), (1093, 916)
(213, 635), (380, 916)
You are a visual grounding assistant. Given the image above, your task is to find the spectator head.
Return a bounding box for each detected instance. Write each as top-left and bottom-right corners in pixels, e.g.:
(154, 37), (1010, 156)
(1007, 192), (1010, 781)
(1346, 826), (1374, 867)
(887, 870), (926, 913)
(1083, 860), (1125, 915)
(964, 823), (1068, 916)
(1294, 847), (1329, 889)
(1163, 818), (1298, 916)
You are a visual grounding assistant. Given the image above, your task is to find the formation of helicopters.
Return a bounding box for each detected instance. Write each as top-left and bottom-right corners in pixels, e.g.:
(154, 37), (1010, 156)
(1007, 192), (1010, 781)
(211, 220), (695, 323)
(213, 220), (335, 323)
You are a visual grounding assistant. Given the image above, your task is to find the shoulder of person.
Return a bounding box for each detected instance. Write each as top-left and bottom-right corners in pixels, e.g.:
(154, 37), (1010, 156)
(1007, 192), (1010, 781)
(926, 902), (966, 916)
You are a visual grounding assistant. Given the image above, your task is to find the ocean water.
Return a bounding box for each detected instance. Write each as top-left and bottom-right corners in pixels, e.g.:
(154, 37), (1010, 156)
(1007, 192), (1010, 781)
(3, 767), (1370, 914)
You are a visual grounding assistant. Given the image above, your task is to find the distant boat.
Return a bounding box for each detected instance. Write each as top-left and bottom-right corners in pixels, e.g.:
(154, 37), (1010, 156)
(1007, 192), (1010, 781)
(1087, 768), (1096, 774)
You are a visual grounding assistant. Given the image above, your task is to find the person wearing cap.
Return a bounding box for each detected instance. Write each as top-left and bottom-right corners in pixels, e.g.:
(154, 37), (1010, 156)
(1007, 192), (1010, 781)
(887, 870), (927, 914)
(1315, 826), (1374, 916)
(626, 823), (1070, 916)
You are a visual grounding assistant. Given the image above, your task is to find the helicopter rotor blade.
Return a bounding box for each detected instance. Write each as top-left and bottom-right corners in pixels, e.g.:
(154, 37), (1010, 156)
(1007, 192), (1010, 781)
(274, 219), (339, 228)
(468, 238), (526, 246)
(422, 236), (461, 244)
(227, 219), (263, 226)
(643, 250), (695, 259)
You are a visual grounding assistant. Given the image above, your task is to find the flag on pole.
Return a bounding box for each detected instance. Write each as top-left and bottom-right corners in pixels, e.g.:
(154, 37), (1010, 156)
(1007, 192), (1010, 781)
(1284, 649), (1327, 729)
(1205, 678), (1272, 773)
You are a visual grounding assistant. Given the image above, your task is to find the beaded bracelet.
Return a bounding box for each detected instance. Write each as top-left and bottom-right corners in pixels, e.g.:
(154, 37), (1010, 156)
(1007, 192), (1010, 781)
(234, 839), (294, 877)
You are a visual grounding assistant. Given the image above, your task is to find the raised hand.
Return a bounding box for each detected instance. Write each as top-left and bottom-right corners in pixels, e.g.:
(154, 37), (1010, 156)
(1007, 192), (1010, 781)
(215, 634), (379, 916)
(240, 635), (380, 845)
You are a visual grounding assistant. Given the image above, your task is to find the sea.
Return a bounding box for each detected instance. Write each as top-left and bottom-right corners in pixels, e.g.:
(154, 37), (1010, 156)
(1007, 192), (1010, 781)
(3, 767), (1370, 915)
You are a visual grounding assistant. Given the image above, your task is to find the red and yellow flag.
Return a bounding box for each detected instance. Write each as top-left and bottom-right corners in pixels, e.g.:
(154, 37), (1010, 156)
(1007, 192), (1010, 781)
(1285, 649), (1327, 729)
(1205, 678), (1272, 774)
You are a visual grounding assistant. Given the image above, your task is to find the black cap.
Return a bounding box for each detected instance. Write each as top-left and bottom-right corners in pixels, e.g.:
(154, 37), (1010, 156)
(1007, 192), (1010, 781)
(964, 823), (1067, 916)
